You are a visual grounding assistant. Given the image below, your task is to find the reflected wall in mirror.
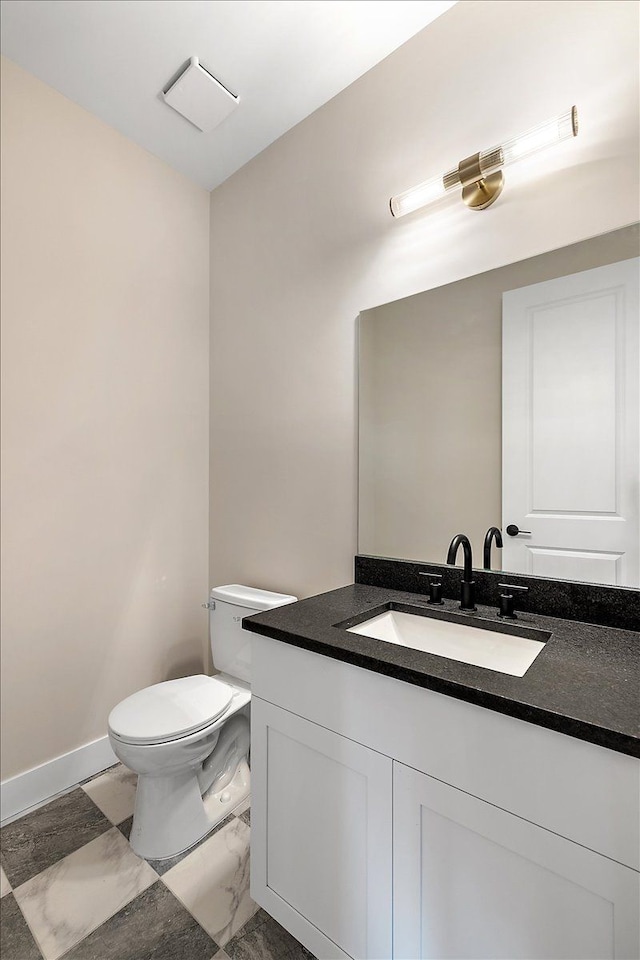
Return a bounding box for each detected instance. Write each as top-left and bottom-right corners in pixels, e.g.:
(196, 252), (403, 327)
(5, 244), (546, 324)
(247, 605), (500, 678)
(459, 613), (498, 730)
(358, 224), (640, 587)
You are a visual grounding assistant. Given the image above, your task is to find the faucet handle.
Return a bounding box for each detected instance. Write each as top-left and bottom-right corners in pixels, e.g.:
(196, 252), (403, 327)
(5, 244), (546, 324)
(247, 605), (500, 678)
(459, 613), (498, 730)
(419, 572), (444, 605)
(419, 572), (443, 603)
(497, 583), (529, 619)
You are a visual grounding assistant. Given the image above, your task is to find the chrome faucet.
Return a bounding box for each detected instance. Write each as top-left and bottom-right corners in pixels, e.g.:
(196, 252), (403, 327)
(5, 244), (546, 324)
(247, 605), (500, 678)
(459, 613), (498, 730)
(446, 533), (476, 611)
(483, 526), (503, 570)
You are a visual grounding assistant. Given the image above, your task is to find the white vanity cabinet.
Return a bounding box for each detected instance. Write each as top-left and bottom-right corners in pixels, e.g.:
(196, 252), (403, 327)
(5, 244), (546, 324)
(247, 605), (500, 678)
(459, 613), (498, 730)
(393, 762), (639, 960)
(251, 697), (393, 960)
(250, 635), (640, 960)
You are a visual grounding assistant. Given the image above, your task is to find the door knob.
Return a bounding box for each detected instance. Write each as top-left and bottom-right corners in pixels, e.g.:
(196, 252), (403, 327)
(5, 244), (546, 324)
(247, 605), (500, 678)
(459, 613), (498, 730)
(506, 524), (532, 537)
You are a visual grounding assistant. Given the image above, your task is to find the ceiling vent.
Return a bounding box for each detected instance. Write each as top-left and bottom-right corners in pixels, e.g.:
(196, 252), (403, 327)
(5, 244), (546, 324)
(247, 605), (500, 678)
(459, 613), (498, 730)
(162, 57), (239, 133)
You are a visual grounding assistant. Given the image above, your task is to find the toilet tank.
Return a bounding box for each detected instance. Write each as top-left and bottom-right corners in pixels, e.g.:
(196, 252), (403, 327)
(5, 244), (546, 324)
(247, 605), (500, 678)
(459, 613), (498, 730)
(209, 584), (297, 683)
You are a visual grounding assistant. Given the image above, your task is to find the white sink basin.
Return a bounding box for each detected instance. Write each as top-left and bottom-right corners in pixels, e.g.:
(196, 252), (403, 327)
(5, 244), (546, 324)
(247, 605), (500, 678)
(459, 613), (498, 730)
(347, 607), (548, 677)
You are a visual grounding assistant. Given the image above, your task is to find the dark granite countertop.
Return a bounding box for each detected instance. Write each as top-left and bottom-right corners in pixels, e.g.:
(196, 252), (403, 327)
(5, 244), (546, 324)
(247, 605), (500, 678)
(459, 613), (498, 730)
(243, 583), (640, 759)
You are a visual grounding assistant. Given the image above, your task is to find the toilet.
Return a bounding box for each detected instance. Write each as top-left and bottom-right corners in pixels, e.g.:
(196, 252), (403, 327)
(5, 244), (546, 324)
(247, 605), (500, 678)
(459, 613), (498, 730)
(107, 584), (296, 860)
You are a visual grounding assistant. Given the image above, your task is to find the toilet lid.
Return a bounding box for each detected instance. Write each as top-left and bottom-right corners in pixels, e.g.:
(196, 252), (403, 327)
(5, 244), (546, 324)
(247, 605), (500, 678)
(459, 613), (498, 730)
(108, 675), (233, 745)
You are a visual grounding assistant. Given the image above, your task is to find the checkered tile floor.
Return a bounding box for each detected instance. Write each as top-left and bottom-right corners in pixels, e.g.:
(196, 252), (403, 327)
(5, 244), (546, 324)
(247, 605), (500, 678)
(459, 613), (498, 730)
(0, 764), (316, 960)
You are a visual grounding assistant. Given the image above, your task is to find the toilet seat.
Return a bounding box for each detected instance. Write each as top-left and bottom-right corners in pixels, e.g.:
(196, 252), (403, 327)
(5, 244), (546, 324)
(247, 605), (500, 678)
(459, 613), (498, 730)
(108, 675), (233, 745)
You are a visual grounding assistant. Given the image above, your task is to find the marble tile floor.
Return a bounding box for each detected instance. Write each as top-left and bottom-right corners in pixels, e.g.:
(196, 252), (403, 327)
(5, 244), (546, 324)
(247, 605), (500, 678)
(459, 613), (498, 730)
(1, 764), (316, 960)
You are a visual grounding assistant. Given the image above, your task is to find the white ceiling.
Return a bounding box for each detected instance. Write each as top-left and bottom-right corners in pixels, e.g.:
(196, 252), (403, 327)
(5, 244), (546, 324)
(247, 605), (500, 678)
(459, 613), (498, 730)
(0, 0), (456, 191)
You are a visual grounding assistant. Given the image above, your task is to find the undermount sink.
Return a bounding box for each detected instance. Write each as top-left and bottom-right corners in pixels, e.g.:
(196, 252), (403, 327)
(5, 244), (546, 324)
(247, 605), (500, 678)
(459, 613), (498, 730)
(344, 604), (550, 677)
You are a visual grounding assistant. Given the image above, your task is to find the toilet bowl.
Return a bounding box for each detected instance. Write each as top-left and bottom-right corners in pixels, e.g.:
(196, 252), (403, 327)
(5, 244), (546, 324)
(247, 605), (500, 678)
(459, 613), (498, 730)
(109, 674), (250, 859)
(108, 585), (296, 860)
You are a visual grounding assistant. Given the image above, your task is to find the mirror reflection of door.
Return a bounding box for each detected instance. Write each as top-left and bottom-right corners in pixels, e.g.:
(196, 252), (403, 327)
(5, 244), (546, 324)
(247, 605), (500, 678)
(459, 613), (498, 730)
(502, 259), (639, 586)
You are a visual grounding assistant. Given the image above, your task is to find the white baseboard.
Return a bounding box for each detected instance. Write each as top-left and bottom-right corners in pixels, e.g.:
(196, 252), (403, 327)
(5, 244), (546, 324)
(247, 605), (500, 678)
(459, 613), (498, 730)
(1, 735), (117, 825)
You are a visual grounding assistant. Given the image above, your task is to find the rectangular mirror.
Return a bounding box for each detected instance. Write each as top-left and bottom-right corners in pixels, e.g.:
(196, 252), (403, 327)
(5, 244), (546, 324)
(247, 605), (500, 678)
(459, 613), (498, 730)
(358, 223), (639, 586)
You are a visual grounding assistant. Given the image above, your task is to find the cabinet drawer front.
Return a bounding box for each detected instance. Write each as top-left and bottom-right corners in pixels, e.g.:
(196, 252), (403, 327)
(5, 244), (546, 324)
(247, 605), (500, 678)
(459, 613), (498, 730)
(394, 762), (640, 960)
(251, 697), (393, 960)
(252, 635), (639, 870)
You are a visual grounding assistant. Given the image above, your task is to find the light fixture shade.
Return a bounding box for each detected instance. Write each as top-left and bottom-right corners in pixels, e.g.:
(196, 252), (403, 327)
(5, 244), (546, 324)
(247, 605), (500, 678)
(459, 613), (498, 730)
(389, 173), (449, 218)
(480, 106), (578, 174)
(500, 106), (578, 166)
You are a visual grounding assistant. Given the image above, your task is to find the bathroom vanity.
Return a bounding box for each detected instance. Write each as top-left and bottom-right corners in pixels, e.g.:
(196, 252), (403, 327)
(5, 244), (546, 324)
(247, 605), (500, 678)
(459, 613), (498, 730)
(243, 579), (640, 960)
(242, 225), (640, 959)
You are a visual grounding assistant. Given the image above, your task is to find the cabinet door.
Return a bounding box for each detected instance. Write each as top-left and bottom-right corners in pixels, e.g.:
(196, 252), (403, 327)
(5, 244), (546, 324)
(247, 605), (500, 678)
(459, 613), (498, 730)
(251, 697), (393, 960)
(394, 762), (639, 960)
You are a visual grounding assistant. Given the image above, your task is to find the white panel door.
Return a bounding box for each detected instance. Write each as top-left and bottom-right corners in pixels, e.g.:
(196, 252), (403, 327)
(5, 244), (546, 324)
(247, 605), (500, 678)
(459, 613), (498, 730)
(393, 762), (640, 960)
(502, 258), (639, 585)
(251, 697), (393, 960)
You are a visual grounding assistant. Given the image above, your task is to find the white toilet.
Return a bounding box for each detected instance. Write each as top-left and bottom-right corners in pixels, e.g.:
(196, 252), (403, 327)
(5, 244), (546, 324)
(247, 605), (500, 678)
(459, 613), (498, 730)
(107, 584), (296, 860)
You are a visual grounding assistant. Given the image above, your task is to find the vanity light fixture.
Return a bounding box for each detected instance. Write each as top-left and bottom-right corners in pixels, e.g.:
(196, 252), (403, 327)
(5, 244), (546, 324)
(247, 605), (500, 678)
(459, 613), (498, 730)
(389, 106), (578, 217)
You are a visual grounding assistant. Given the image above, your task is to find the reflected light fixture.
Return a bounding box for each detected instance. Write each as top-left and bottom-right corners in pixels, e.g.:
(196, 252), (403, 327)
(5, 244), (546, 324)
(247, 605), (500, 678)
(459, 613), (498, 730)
(390, 106), (578, 217)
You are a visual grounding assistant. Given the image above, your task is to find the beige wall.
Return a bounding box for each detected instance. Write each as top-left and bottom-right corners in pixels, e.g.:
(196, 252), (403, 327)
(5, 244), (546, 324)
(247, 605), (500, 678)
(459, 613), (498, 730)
(359, 225), (640, 567)
(209, 0), (639, 600)
(0, 58), (210, 780)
